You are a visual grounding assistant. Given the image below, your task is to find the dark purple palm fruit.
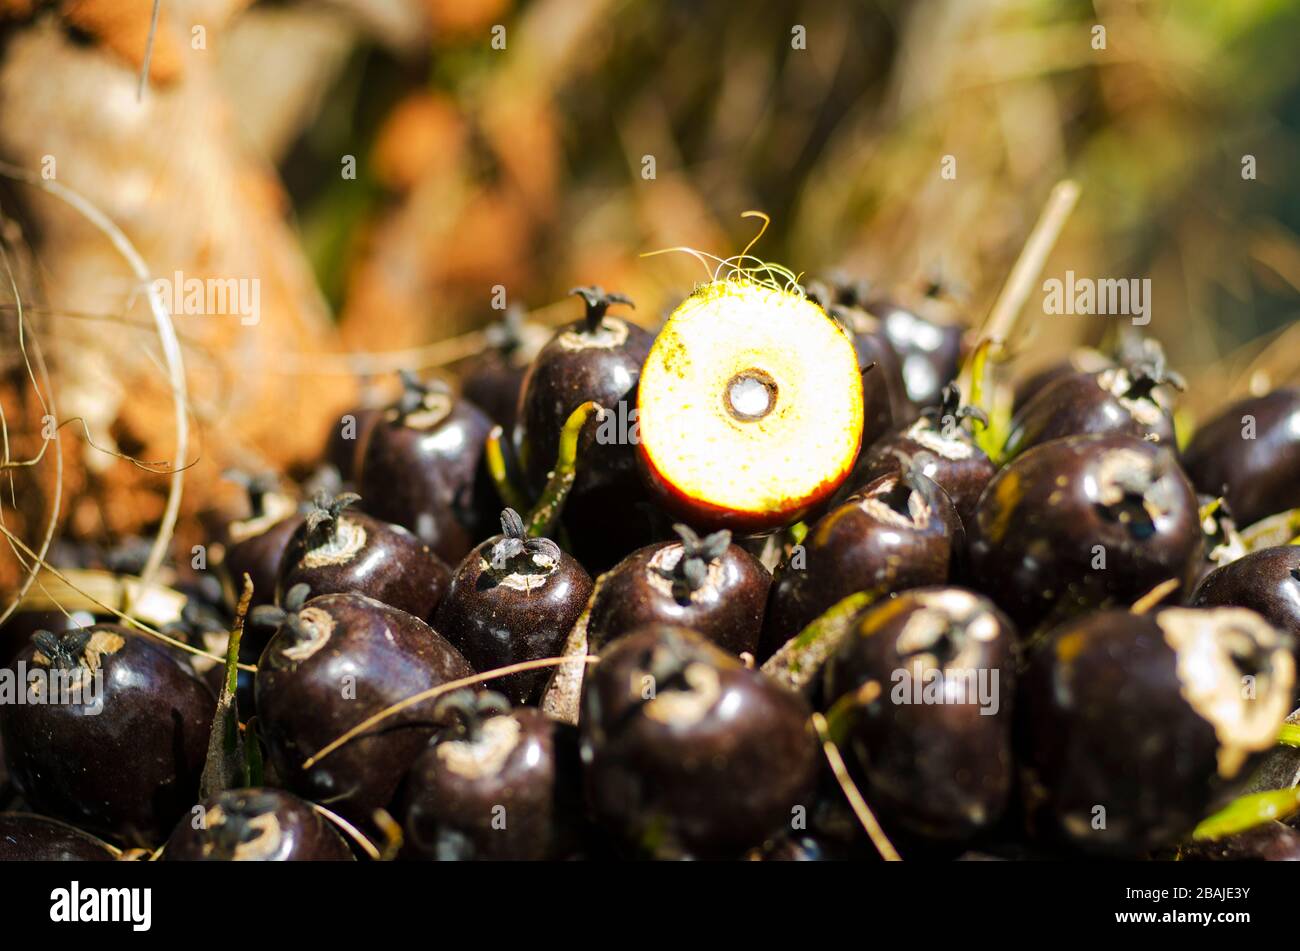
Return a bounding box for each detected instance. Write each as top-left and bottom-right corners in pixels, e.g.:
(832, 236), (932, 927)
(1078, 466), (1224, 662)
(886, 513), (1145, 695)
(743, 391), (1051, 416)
(1182, 388), (1300, 528)
(0, 814), (119, 861)
(434, 509), (593, 704)
(253, 586), (475, 827)
(807, 279), (910, 446)
(581, 624), (819, 858)
(759, 455), (964, 661)
(403, 690), (576, 861)
(1013, 347), (1115, 413)
(162, 788), (353, 861)
(357, 371), (496, 565)
(1191, 546), (1300, 638)
(844, 384), (995, 526)
(277, 490), (450, 622)
(0, 625), (213, 848)
(1020, 607), (1294, 855)
(1002, 339), (1184, 459)
(323, 403), (384, 484)
(862, 280), (966, 414)
(587, 524), (770, 656)
(460, 305), (547, 432)
(967, 434), (1203, 632)
(516, 287), (658, 570)
(219, 471), (304, 612)
(822, 587), (1017, 840)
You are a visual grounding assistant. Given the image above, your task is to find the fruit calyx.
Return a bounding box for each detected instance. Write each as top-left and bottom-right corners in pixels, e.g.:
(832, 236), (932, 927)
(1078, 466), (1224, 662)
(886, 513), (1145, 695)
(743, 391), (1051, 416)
(655, 524), (730, 601)
(1098, 341), (1185, 425)
(30, 627), (124, 684)
(569, 285), (634, 336)
(31, 628), (93, 671)
(205, 802), (275, 860)
(393, 370), (453, 427)
(863, 448), (939, 525)
(921, 383), (987, 436)
(251, 583), (317, 644)
(489, 508), (561, 576)
(1095, 448), (1174, 535)
(304, 490), (361, 549)
(485, 304), (526, 355)
(634, 630), (723, 725)
(433, 689), (512, 744)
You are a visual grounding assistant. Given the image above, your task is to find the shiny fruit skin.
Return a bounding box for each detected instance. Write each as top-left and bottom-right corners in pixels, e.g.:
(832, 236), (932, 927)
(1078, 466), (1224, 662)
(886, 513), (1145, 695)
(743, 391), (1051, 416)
(587, 537), (770, 656)
(1018, 607), (1293, 855)
(434, 535), (592, 704)
(806, 281), (912, 440)
(162, 788), (353, 861)
(0, 625), (214, 848)
(517, 316), (655, 499)
(403, 707), (569, 861)
(0, 814), (118, 861)
(869, 296), (964, 412)
(358, 396), (495, 565)
(967, 434), (1202, 630)
(1002, 368), (1177, 459)
(1183, 388), (1300, 528)
(759, 469), (963, 659)
(581, 625), (818, 857)
(324, 405), (383, 482)
(462, 351), (528, 433)
(1191, 546), (1300, 636)
(278, 508), (450, 622)
(823, 588), (1016, 840)
(255, 593), (475, 826)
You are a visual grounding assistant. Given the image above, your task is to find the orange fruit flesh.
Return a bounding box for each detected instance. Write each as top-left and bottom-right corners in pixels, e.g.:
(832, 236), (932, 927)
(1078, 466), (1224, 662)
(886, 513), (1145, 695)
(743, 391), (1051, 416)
(637, 280), (864, 531)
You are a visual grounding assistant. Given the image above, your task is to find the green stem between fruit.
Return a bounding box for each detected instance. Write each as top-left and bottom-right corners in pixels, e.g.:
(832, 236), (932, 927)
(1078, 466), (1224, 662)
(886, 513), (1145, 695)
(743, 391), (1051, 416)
(525, 401), (601, 538)
(761, 589), (882, 694)
(1191, 787), (1300, 841)
(1278, 723), (1300, 748)
(199, 575), (251, 799)
(485, 425), (531, 514)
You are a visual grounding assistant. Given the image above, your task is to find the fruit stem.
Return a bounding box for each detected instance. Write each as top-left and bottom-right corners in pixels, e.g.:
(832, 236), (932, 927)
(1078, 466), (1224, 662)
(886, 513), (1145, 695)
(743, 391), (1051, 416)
(525, 401), (601, 538)
(569, 286), (634, 334)
(1278, 723), (1300, 749)
(484, 425), (532, 514)
(811, 712), (902, 861)
(199, 574), (252, 799)
(1192, 787), (1300, 841)
(761, 589), (882, 693)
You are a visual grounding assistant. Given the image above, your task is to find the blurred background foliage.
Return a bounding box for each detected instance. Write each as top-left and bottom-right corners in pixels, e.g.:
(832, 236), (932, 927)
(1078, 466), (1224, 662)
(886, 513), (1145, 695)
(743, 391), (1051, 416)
(270, 0), (1300, 412)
